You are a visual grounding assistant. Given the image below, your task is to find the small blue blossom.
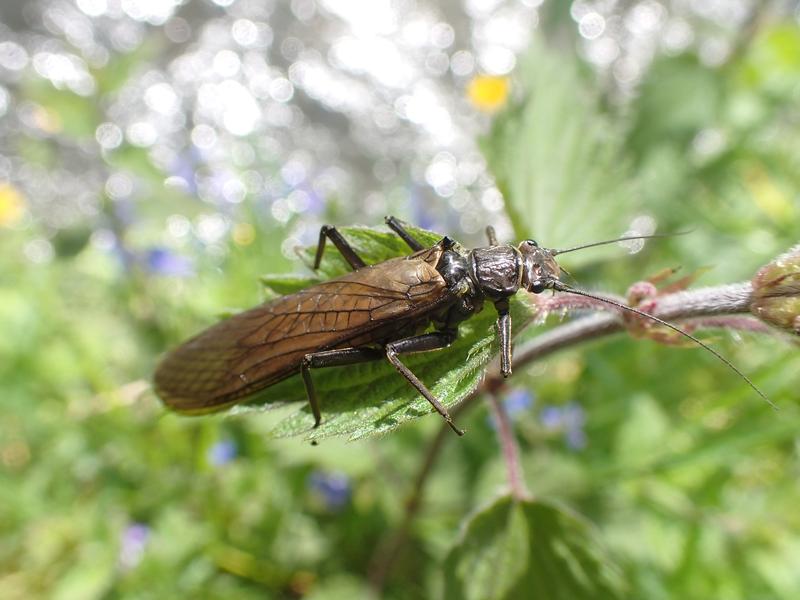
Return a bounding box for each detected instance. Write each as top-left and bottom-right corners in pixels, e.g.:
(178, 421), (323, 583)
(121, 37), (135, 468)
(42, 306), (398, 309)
(170, 151), (199, 195)
(145, 247), (194, 277)
(303, 188), (324, 214)
(503, 388), (535, 417)
(408, 184), (442, 231)
(540, 406), (564, 429)
(487, 388), (535, 430)
(540, 402), (587, 451)
(207, 439), (237, 466)
(308, 470), (350, 511)
(118, 523), (149, 570)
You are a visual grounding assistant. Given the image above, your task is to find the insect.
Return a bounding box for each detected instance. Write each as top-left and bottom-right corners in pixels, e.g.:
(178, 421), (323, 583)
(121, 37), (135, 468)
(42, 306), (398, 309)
(154, 217), (767, 435)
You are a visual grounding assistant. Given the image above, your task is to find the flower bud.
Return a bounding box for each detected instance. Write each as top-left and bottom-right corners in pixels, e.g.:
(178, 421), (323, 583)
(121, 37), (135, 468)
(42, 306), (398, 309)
(751, 244), (800, 335)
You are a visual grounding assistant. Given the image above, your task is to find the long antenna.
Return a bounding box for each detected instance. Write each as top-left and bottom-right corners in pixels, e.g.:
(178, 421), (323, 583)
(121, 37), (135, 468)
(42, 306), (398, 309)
(549, 280), (776, 409)
(551, 231), (690, 256)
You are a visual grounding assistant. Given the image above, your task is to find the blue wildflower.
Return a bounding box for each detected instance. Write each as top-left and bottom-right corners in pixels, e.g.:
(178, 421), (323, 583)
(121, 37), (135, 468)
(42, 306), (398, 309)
(303, 188), (324, 214)
(118, 523), (150, 570)
(503, 388), (535, 417)
(540, 402), (587, 450)
(308, 470), (350, 511)
(487, 388), (535, 430)
(170, 151), (199, 195)
(207, 439), (237, 466)
(145, 247), (194, 277)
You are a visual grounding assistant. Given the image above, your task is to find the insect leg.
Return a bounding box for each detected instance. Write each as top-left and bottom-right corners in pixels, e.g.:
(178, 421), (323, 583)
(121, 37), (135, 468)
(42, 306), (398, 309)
(494, 299), (512, 377)
(301, 347), (383, 427)
(385, 215), (424, 251)
(314, 225), (368, 271)
(384, 331), (464, 435)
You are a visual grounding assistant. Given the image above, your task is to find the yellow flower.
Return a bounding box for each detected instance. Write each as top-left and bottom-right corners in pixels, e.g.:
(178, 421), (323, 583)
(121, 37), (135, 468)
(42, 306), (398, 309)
(0, 183), (25, 227)
(232, 222), (255, 246)
(467, 75), (510, 112)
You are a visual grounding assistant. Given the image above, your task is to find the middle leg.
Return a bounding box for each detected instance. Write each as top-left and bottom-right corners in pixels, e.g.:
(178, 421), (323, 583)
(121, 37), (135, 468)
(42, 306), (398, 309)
(384, 331), (464, 435)
(493, 299), (512, 377)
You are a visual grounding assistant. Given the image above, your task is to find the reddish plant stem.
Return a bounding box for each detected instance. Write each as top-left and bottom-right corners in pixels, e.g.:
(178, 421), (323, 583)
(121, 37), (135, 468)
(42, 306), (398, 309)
(488, 392), (530, 501)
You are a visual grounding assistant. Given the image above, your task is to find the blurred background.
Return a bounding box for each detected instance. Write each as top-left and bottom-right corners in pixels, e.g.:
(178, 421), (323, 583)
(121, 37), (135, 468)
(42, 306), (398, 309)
(1, 0), (799, 598)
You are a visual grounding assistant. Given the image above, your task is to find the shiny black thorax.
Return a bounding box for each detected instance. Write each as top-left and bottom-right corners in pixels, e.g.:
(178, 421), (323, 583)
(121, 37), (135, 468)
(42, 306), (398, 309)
(467, 245), (523, 300)
(433, 239), (523, 331)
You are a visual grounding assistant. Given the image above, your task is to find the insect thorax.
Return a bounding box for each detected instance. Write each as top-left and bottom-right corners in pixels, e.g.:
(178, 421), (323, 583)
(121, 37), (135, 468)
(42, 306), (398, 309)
(433, 243), (525, 330)
(467, 246), (523, 301)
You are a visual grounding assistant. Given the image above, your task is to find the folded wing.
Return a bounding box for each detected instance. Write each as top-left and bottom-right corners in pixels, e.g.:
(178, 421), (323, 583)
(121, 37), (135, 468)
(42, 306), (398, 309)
(154, 250), (451, 413)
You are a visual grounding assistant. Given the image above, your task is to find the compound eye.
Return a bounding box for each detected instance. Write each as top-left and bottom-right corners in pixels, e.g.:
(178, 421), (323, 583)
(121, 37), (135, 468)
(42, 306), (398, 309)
(530, 281), (546, 294)
(525, 239), (539, 247)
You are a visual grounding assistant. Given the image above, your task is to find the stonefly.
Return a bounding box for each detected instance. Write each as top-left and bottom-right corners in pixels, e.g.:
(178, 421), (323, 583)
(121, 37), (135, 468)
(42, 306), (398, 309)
(154, 217), (767, 435)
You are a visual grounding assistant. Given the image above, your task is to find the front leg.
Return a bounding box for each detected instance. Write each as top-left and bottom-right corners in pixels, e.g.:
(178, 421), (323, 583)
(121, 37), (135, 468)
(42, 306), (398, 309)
(494, 299), (512, 377)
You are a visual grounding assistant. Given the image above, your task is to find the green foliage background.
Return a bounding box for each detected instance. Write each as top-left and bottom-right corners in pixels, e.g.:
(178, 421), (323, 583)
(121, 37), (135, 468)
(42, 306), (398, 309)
(3, 18), (800, 600)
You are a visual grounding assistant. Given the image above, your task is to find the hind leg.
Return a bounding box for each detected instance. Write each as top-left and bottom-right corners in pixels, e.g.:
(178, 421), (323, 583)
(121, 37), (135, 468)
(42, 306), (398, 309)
(301, 347), (383, 426)
(385, 216), (425, 251)
(313, 225), (367, 270)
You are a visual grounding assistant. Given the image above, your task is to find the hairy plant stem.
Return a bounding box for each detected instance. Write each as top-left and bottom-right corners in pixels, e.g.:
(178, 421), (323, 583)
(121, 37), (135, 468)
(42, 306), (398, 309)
(368, 280), (761, 592)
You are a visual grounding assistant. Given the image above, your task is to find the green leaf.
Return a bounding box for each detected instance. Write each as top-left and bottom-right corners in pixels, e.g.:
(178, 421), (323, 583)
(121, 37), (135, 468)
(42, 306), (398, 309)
(52, 226), (92, 258)
(259, 224), (442, 295)
(299, 224), (443, 280)
(235, 224), (535, 440)
(482, 38), (638, 257)
(739, 23), (800, 97)
(51, 546), (116, 600)
(613, 395), (671, 469)
(443, 495), (626, 600)
(260, 274), (322, 299)
(628, 54), (721, 153)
